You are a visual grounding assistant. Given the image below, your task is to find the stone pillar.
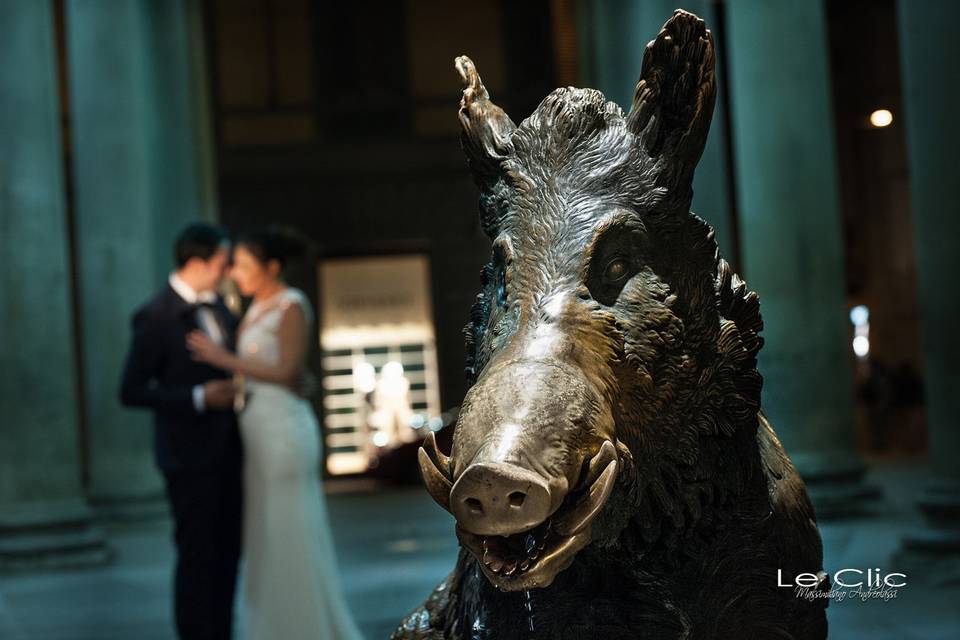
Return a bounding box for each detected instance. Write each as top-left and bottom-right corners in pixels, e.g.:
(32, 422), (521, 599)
(577, 0), (737, 262)
(725, 0), (878, 517)
(895, 0), (960, 581)
(0, 0), (108, 568)
(65, 0), (217, 518)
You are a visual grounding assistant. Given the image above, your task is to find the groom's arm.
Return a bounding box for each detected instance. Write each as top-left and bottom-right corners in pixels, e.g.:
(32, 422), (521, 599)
(119, 306), (196, 415)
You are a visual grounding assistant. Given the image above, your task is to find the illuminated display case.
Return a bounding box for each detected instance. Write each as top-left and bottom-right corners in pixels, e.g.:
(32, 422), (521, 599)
(318, 254), (443, 475)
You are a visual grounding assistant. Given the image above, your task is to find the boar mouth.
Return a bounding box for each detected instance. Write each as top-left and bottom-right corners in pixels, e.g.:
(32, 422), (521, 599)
(419, 434), (619, 591)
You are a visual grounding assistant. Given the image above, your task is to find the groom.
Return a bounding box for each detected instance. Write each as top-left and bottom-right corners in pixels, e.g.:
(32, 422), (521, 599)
(120, 223), (242, 640)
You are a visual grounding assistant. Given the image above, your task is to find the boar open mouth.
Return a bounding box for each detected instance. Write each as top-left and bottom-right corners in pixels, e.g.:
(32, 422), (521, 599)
(419, 434), (619, 590)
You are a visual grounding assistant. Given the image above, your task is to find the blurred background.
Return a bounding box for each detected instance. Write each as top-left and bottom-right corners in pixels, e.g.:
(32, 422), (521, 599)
(1, 0), (959, 638)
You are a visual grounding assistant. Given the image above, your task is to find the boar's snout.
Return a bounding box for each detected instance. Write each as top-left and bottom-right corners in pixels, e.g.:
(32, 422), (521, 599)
(450, 462), (552, 536)
(417, 359), (621, 589)
(445, 360), (610, 530)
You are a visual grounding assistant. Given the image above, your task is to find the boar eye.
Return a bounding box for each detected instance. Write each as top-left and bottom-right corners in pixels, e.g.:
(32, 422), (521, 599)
(588, 252), (637, 306)
(491, 241), (511, 309)
(585, 223), (641, 306)
(604, 258), (630, 283)
(495, 267), (508, 308)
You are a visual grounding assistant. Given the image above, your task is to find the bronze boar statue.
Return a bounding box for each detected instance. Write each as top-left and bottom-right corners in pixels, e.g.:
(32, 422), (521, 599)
(394, 10), (828, 640)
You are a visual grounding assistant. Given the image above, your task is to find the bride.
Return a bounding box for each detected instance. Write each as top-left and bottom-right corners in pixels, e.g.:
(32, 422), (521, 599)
(187, 228), (362, 640)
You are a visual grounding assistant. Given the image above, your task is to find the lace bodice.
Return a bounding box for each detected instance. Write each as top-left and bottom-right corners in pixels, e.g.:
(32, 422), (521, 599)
(237, 288), (312, 368)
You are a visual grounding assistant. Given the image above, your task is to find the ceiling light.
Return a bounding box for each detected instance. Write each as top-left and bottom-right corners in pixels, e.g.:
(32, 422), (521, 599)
(869, 109), (893, 128)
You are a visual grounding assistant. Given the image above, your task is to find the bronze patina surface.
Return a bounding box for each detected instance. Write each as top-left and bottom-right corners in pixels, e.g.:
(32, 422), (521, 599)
(395, 10), (828, 640)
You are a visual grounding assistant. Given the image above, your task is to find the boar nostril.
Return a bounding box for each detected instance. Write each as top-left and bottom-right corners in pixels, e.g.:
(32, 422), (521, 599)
(508, 491), (526, 508)
(465, 497), (484, 514)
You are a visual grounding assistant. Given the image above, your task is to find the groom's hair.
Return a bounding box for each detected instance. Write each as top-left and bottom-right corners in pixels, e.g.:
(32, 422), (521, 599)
(174, 223), (228, 268)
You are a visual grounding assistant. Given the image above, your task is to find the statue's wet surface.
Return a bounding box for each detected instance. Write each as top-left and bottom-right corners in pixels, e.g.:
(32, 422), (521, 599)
(394, 10), (828, 640)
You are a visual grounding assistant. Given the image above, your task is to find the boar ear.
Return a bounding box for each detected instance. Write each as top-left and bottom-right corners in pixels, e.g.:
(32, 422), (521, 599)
(456, 56), (517, 236)
(456, 56), (516, 174)
(626, 10), (716, 195)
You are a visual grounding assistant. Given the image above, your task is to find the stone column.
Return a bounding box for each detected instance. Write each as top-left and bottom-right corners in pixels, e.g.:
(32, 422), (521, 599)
(577, 0), (737, 262)
(0, 0), (108, 568)
(895, 0), (960, 580)
(725, 0), (878, 517)
(65, 0), (217, 518)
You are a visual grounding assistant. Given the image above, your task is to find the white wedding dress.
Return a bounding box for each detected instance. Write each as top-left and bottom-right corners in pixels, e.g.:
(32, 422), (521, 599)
(237, 288), (362, 640)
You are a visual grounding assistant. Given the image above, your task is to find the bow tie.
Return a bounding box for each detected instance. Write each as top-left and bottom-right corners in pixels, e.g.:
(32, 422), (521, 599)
(192, 301), (216, 310)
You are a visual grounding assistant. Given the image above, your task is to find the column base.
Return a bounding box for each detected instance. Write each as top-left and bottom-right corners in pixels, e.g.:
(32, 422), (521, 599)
(0, 500), (112, 572)
(790, 452), (883, 520)
(895, 479), (960, 586)
(89, 490), (169, 523)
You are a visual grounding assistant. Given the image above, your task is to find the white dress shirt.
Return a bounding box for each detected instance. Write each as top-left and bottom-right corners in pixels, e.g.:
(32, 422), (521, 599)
(169, 273), (225, 413)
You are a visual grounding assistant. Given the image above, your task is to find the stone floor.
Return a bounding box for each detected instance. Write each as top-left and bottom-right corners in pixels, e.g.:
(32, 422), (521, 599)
(1, 461), (958, 639)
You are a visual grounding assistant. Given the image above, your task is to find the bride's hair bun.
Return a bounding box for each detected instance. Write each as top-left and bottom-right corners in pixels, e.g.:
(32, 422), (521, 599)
(237, 226), (313, 272)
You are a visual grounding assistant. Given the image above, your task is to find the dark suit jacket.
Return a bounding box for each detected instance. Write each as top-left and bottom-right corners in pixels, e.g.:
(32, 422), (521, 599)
(120, 284), (241, 474)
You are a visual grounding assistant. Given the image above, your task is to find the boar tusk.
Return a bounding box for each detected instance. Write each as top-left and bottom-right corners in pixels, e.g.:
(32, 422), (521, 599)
(584, 440), (618, 488)
(418, 446), (453, 513)
(554, 459), (618, 537)
(422, 431), (452, 476)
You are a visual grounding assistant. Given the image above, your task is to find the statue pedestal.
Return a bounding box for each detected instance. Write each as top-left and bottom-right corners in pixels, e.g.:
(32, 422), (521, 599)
(792, 452), (882, 519)
(896, 480), (960, 586)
